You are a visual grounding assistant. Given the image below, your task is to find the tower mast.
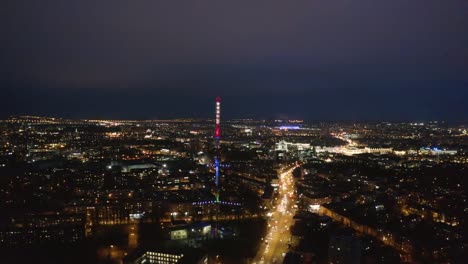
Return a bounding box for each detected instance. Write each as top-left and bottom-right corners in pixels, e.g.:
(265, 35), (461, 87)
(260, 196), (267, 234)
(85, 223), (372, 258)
(214, 97), (221, 202)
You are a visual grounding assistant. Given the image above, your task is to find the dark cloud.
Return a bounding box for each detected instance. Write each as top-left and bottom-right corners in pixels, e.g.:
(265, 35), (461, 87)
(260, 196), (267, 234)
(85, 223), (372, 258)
(1, 0), (467, 120)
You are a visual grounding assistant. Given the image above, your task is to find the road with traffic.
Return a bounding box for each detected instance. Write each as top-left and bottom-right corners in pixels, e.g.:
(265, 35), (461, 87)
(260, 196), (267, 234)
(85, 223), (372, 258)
(253, 165), (297, 264)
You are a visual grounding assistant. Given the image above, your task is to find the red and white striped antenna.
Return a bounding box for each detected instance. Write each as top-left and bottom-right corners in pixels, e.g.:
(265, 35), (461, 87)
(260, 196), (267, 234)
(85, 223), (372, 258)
(215, 97), (221, 139)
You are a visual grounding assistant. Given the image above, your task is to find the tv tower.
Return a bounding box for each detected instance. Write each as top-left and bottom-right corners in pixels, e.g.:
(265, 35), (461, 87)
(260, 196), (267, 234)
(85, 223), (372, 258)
(191, 97), (240, 237)
(214, 97), (221, 202)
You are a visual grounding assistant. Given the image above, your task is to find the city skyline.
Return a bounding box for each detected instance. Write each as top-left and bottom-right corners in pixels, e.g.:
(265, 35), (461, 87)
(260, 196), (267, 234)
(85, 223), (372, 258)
(0, 2), (467, 262)
(1, 114), (465, 263)
(2, 114), (465, 125)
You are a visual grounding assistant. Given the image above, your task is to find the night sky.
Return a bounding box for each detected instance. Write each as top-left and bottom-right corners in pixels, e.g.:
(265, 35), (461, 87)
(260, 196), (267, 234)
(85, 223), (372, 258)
(2, 1), (467, 121)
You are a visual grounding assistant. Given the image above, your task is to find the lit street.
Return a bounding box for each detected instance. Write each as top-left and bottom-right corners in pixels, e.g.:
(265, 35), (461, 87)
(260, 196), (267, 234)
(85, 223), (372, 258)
(253, 165), (298, 264)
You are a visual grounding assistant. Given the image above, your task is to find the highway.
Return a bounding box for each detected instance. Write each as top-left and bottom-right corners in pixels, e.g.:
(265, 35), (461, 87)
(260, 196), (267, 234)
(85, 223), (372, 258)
(253, 166), (297, 264)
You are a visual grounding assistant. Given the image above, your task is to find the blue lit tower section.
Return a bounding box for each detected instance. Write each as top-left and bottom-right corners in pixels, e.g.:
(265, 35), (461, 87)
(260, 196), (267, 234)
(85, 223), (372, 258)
(214, 97), (221, 202)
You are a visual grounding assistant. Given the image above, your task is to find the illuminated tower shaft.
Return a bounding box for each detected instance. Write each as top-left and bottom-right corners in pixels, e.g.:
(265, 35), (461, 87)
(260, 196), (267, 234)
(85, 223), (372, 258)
(214, 97), (221, 202)
(215, 97), (221, 140)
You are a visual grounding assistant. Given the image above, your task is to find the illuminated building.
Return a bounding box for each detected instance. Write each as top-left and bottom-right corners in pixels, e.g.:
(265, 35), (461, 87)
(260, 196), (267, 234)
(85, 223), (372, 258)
(124, 248), (209, 264)
(0, 213), (86, 246)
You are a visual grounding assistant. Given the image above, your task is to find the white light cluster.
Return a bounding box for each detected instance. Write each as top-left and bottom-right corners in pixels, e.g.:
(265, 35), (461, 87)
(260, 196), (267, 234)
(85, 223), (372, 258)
(216, 102), (220, 125)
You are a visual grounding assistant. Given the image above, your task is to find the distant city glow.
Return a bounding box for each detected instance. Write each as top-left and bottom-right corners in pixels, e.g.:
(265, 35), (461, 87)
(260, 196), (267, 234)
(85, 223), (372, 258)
(278, 126), (300, 130)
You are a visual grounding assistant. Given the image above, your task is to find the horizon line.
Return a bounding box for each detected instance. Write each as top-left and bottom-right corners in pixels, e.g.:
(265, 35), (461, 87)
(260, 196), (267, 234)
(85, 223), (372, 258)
(2, 115), (466, 125)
